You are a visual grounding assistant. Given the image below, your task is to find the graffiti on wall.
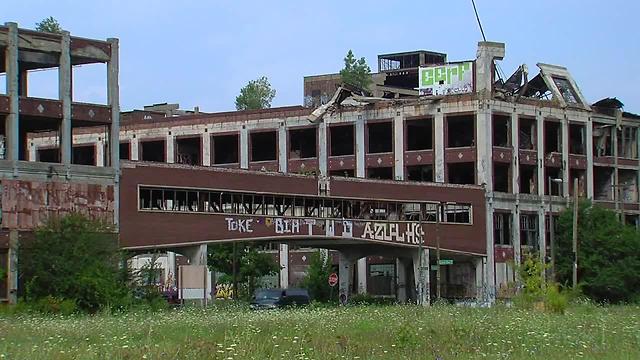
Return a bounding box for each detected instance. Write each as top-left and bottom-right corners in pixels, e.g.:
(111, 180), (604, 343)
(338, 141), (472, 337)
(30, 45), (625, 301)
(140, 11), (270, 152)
(214, 283), (234, 299)
(360, 222), (424, 245)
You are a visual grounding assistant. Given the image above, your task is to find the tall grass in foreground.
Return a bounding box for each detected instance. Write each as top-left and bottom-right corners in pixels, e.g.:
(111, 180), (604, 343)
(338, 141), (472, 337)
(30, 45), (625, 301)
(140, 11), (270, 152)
(1, 303), (639, 359)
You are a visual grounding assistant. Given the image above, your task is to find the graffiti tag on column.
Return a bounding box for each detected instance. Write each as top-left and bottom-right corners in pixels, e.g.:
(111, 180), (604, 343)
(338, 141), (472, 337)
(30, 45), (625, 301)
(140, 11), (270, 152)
(361, 222), (424, 244)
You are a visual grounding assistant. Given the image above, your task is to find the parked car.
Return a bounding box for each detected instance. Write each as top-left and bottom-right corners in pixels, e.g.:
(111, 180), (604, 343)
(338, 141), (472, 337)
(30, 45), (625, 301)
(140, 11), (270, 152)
(250, 288), (310, 310)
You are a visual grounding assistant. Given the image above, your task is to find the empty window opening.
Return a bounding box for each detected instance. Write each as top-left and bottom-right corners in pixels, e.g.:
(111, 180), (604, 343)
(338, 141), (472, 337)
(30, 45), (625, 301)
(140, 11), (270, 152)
(367, 167), (393, 180)
(251, 131), (277, 161)
(447, 114), (475, 148)
(289, 128), (317, 159)
(552, 76), (581, 105)
(625, 214), (639, 228)
(25, 68), (59, 99)
(406, 118), (433, 150)
(448, 162), (475, 184)
(367, 122), (393, 153)
(569, 169), (586, 197)
(175, 137), (201, 166)
(0, 73), (5, 94)
(72, 63), (107, 104)
(493, 163), (511, 192)
(545, 167), (563, 196)
(72, 145), (95, 165)
(519, 165), (537, 194)
(329, 169), (355, 177)
(519, 117), (536, 150)
(619, 169), (638, 203)
(593, 166), (614, 200)
(212, 134), (239, 164)
(37, 148), (59, 163)
(520, 214), (539, 248)
(330, 125), (354, 156)
(140, 140), (166, 162)
(406, 164), (433, 182)
(617, 126), (638, 159)
(544, 121), (561, 153)
(494, 212), (512, 245)
(492, 114), (510, 147)
(593, 123), (613, 157)
(119, 142), (130, 160)
(569, 124), (586, 155)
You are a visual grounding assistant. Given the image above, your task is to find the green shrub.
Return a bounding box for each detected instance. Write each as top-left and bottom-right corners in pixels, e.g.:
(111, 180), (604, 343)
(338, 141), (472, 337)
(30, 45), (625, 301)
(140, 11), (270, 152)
(545, 284), (568, 314)
(31, 296), (77, 315)
(300, 251), (336, 302)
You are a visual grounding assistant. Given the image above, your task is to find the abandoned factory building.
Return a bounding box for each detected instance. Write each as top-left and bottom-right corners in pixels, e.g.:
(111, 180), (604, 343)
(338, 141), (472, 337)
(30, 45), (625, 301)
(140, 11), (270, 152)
(3, 22), (639, 304)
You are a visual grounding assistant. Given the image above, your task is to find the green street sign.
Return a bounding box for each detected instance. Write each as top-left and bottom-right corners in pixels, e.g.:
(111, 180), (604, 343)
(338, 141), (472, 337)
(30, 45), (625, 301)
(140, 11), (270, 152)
(438, 259), (454, 265)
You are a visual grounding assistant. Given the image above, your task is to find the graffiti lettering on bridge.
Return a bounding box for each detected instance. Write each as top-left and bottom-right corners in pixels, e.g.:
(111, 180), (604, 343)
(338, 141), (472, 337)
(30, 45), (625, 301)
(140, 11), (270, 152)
(225, 218), (254, 233)
(361, 222), (424, 244)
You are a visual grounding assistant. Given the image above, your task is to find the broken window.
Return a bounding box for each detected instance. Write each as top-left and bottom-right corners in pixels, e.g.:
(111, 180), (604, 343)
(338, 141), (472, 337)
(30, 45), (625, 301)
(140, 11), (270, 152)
(330, 125), (355, 156)
(175, 137), (201, 166)
(406, 118), (433, 150)
(569, 124), (585, 155)
(329, 169), (355, 177)
(545, 167), (563, 196)
(37, 148), (59, 163)
(72, 145), (96, 166)
(140, 140), (166, 162)
(552, 76), (580, 105)
(625, 214), (639, 228)
(519, 165), (537, 194)
(448, 162), (475, 184)
(444, 203), (471, 224)
(494, 212), (512, 245)
(447, 114), (475, 148)
(520, 214), (539, 248)
(120, 142), (130, 160)
(367, 167), (393, 180)
(619, 169), (638, 203)
(406, 165), (433, 182)
(212, 134), (239, 164)
(518, 117), (536, 150)
(289, 128), (317, 159)
(544, 120), (561, 153)
(593, 166), (614, 200)
(367, 122), (393, 154)
(492, 114), (510, 147)
(250, 131), (277, 162)
(617, 126), (638, 159)
(593, 123), (613, 157)
(569, 169), (586, 197)
(493, 163), (511, 192)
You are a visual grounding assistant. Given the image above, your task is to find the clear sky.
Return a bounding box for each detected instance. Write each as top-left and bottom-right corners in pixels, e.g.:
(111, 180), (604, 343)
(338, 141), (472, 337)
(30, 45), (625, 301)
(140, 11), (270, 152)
(5, 0), (639, 113)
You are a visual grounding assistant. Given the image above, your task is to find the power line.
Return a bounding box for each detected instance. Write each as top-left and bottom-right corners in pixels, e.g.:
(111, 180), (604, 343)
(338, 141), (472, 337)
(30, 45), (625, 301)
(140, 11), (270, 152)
(471, 0), (487, 42)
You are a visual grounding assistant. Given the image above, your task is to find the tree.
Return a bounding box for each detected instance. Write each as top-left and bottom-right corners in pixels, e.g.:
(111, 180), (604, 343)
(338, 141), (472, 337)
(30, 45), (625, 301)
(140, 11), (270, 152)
(235, 76), (276, 111)
(300, 250), (336, 302)
(555, 200), (640, 303)
(35, 17), (63, 34)
(339, 50), (372, 90)
(207, 243), (279, 298)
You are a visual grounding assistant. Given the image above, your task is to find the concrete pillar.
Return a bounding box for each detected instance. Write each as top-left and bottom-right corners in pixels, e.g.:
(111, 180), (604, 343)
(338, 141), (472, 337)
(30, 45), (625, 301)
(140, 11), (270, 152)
(475, 42), (505, 97)
(434, 112), (445, 182)
(412, 247), (430, 306)
(396, 257), (408, 302)
(184, 244), (208, 266)
(278, 124), (287, 172)
(202, 132), (211, 166)
(485, 203), (496, 303)
(538, 205), (547, 265)
(130, 137), (139, 161)
(356, 116), (365, 178)
(59, 31), (72, 165)
(393, 111), (404, 180)
(5, 22), (19, 161)
(240, 126), (249, 169)
(512, 205), (521, 265)
(477, 105), (492, 188)
(537, 113), (545, 197)
(357, 258), (367, 294)
(96, 141), (104, 167)
(7, 230), (18, 304)
(167, 251), (176, 288)
(318, 121), (328, 176)
(107, 38), (120, 169)
(474, 257), (485, 302)
(166, 133), (174, 163)
(279, 244), (289, 288)
(586, 117), (594, 199)
(511, 113), (520, 194)
(338, 251), (353, 304)
(28, 143), (36, 162)
(562, 115), (570, 196)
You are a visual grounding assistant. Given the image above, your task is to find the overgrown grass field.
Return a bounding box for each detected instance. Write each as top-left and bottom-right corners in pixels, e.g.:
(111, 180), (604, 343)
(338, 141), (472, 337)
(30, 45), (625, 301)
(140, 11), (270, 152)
(1, 303), (639, 359)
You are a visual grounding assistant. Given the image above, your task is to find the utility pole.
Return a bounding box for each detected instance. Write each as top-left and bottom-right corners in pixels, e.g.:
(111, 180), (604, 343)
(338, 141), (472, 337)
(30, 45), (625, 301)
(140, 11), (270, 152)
(572, 177), (579, 289)
(436, 202), (441, 300)
(232, 242), (238, 300)
(417, 204), (424, 305)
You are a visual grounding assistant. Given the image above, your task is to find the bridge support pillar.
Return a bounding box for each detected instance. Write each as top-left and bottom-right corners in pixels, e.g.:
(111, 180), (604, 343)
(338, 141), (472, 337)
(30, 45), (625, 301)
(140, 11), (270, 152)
(279, 244), (289, 288)
(356, 258), (367, 294)
(338, 251), (355, 304)
(183, 244), (208, 266)
(412, 247), (430, 306)
(396, 257), (408, 303)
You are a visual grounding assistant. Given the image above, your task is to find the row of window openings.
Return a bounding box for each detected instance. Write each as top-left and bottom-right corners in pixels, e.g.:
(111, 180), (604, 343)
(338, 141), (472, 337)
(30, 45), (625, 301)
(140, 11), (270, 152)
(493, 163), (588, 196)
(138, 187), (472, 224)
(493, 213), (558, 247)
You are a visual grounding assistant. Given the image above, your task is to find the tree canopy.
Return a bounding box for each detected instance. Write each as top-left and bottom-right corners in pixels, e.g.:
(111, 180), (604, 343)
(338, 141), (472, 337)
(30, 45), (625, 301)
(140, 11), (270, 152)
(35, 17), (63, 33)
(235, 76), (277, 111)
(339, 50), (372, 90)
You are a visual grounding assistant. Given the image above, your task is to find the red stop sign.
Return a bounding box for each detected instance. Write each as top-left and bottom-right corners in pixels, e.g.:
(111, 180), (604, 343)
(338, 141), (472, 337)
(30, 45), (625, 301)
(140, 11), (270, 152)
(328, 273), (338, 287)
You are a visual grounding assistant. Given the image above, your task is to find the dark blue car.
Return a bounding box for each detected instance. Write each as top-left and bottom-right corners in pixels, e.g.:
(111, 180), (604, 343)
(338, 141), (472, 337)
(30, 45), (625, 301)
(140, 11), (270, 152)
(250, 288), (310, 310)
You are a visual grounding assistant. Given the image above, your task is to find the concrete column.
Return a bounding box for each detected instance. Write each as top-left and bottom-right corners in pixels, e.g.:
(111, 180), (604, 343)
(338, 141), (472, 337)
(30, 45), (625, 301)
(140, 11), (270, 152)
(184, 244), (207, 266)
(485, 203), (496, 303)
(434, 112), (445, 182)
(356, 116), (365, 178)
(338, 251), (353, 304)
(536, 113), (545, 197)
(474, 257), (485, 302)
(166, 133), (174, 163)
(240, 126), (249, 169)
(167, 251), (176, 288)
(412, 247), (430, 306)
(5, 22), (19, 161)
(396, 258), (408, 302)
(475, 42), (505, 97)
(512, 205), (521, 265)
(107, 38), (120, 169)
(586, 117), (594, 199)
(130, 137), (139, 161)
(538, 206), (547, 265)
(96, 141), (104, 167)
(202, 132), (211, 166)
(279, 244), (289, 288)
(477, 105), (492, 188)
(562, 115), (570, 196)
(28, 144), (36, 162)
(357, 258), (367, 294)
(7, 230), (18, 304)
(278, 124), (287, 173)
(511, 113), (520, 194)
(59, 31), (72, 165)
(393, 112), (404, 180)
(318, 121), (328, 176)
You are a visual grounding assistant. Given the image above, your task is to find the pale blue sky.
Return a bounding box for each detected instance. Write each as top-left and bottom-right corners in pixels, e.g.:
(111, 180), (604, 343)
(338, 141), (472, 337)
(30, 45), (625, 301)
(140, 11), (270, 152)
(4, 1), (639, 112)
